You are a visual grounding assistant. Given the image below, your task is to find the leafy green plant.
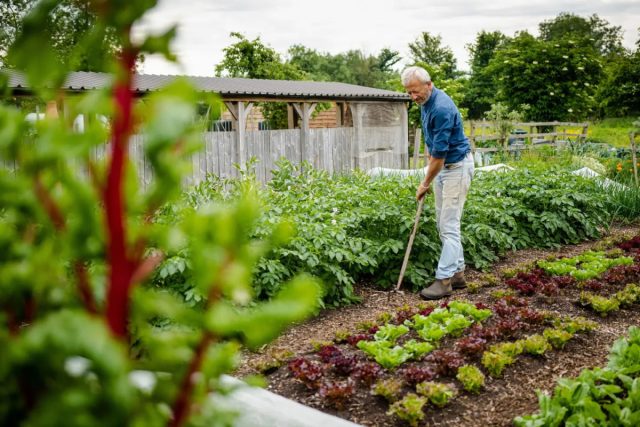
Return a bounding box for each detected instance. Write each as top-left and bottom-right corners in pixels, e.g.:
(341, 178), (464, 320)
(580, 292), (621, 316)
(311, 340), (335, 352)
(0, 3), (322, 426)
(357, 320), (378, 332)
(538, 250), (634, 280)
(490, 341), (525, 358)
(387, 393), (428, 427)
(357, 340), (410, 370)
(374, 323), (410, 343)
(408, 302), (489, 345)
(252, 349), (293, 374)
(491, 289), (516, 299)
(168, 160), (614, 306)
(480, 273), (500, 287)
(613, 283), (640, 307)
(555, 316), (599, 334)
(416, 381), (457, 408)
(607, 326), (640, 374)
(523, 334), (551, 356)
(456, 365), (486, 394)
(334, 329), (351, 343)
(403, 340), (435, 359)
(543, 328), (574, 350)
(376, 312), (394, 324)
(448, 300), (493, 322)
(466, 281), (483, 293)
(371, 378), (405, 402)
(482, 351), (515, 377)
(515, 326), (640, 426)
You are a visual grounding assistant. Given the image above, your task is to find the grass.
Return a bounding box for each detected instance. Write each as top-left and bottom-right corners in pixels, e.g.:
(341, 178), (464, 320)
(587, 117), (639, 148)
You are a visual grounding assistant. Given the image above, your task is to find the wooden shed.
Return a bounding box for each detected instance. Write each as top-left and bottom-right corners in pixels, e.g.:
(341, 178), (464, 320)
(5, 70), (410, 184)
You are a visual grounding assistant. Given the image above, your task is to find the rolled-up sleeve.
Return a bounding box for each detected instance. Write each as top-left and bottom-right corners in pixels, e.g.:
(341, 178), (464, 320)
(429, 109), (454, 159)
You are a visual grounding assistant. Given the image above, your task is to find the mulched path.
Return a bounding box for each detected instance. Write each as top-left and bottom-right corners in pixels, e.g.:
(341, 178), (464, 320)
(235, 223), (640, 426)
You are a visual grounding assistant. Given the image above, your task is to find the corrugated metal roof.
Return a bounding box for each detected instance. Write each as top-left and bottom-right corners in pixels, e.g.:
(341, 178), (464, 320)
(4, 70), (410, 102)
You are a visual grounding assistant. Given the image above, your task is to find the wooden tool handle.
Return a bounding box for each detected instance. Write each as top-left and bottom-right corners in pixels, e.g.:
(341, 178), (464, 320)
(394, 197), (425, 292)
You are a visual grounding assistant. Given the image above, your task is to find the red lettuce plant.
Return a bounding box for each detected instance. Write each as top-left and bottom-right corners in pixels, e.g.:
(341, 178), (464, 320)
(288, 357), (325, 389)
(350, 361), (383, 385)
(318, 378), (356, 409)
(455, 336), (488, 357)
(425, 350), (466, 377)
(400, 365), (438, 386)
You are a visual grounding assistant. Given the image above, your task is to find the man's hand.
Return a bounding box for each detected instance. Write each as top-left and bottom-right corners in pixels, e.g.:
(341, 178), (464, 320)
(416, 182), (430, 201)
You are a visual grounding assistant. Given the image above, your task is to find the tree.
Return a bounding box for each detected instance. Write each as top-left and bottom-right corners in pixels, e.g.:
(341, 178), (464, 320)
(408, 32), (458, 79)
(538, 12), (624, 56)
(215, 32), (303, 81)
(597, 35), (640, 117)
(216, 33), (305, 128)
(0, 0), (123, 71)
(486, 32), (602, 121)
(484, 102), (529, 150)
(462, 31), (509, 119)
(287, 45), (400, 90)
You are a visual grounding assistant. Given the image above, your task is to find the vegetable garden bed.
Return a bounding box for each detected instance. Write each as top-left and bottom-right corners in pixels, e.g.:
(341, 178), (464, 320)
(236, 225), (640, 426)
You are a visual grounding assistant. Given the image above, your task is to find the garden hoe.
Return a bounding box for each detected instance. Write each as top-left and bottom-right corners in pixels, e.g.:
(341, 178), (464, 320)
(388, 197), (425, 302)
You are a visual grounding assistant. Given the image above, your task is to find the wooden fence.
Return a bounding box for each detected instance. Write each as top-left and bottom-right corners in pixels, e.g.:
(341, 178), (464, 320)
(469, 121), (589, 153)
(409, 121), (591, 168)
(2, 125), (407, 186)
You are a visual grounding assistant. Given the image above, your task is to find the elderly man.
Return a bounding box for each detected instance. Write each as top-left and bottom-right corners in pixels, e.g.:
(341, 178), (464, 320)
(401, 66), (474, 300)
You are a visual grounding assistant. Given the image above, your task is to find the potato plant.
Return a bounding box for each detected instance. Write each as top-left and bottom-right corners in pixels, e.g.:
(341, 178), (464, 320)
(157, 160), (612, 307)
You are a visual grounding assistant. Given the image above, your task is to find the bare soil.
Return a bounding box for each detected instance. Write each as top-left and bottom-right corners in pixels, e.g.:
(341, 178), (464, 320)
(235, 223), (640, 426)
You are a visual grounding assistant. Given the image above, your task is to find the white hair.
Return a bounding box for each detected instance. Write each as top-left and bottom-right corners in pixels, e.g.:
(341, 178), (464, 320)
(401, 66), (431, 86)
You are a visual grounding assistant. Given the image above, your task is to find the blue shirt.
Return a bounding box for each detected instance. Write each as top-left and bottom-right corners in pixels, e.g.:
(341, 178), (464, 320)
(420, 86), (470, 164)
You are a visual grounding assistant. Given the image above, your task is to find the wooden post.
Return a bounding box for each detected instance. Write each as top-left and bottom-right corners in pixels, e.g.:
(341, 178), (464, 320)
(551, 122), (558, 147)
(292, 102), (317, 166)
(469, 121), (476, 151)
(412, 127), (421, 169)
(400, 103), (409, 168)
(335, 102), (344, 127)
(529, 124), (534, 145)
(581, 123), (589, 144)
(348, 103), (364, 170)
(631, 132), (639, 187)
(224, 101), (253, 168)
(45, 100), (59, 118)
(287, 103), (295, 129)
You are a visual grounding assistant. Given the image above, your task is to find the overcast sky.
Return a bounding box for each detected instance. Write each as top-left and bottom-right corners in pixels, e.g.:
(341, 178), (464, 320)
(132, 0), (640, 77)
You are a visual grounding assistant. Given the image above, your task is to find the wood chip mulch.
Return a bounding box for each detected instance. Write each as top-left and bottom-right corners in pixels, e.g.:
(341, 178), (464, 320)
(234, 223), (640, 426)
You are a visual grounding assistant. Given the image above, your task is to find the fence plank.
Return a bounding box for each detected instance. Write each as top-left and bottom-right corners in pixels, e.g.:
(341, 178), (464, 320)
(16, 126), (402, 187)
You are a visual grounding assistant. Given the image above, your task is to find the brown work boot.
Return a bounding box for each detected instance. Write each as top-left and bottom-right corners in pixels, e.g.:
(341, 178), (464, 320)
(452, 271), (466, 289)
(420, 278), (452, 300)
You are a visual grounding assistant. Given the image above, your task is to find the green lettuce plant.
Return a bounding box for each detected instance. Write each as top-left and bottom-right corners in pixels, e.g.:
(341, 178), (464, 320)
(523, 334), (551, 356)
(387, 393), (427, 427)
(374, 323), (410, 343)
(543, 328), (574, 350)
(482, 351), (515, 378)
(579, 292), (621, 316)
(371, 378), (404, 402)
(538, 250), (633, 280)
(515, 326), (640, 426)
(456, 365), (485, 394)
(416, 381), (457, 408)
